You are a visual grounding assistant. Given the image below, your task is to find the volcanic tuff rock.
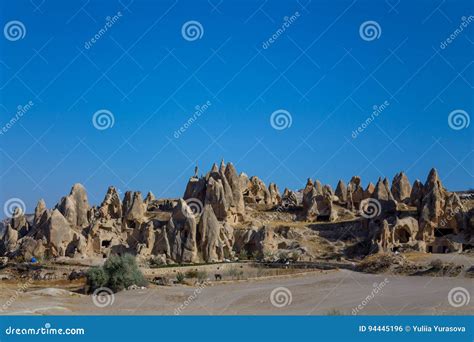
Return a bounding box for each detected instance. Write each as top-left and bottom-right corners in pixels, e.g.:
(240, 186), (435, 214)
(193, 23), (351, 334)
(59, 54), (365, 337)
(166, 199), (198, 263)
(99, 186), (122, 220)
(198, 204), (234, 262)
(1, 164), (471, 264)
(372, 178), (397, 214)
(364, 182), (375, 199)
(122, 191), (147, 225)
(224, 162), (246, 214)
(409, 179), (424, 209)
(335, 180), (347, 203)
(282, 188), (298, 208)
(391, 172), (412, 203)
(44, 209), (75, 257)
(57, 183), (90, 228)
(302, 179), (337, 222)
(268, 183), (282, 206)
(347, 176), (365, 210)
(243, 176), (272, 207)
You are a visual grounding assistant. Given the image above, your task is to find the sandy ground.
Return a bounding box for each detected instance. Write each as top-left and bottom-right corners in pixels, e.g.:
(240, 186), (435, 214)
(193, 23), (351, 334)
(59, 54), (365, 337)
(0, 269), (472, 316)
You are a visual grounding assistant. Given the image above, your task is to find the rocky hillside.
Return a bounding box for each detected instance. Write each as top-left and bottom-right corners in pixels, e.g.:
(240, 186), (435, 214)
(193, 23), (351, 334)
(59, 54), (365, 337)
(1, 161), (473, 265)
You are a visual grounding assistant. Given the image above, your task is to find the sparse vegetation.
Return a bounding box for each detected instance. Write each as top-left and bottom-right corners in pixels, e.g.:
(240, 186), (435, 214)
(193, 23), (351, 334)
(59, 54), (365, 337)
(429, 259), (443, 270)
(326, 308), (343, 316)
(291, 252), (299, 262)
(227, 266), (244, 280)
(356, 254), (397, 274)
(238, 249), (248, 260)
(278, 251), (289, 261)
(196, 270), (208, 282)
(185, 269), (199, 278)
(149, 256), (165, 268)
(176, 272), (185, 284)
(86, 254), (147, 293)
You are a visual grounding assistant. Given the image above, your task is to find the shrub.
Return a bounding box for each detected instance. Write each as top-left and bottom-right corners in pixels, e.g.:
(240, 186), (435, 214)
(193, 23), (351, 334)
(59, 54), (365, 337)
(238, 249), (248, 260)
(86, 266), (108, 290)
(429, 259), (443, 270)
(326, 308), (343, 316)
(291, 252), (299, 262)
(86, 254), (147, 293)
(103, 254), (147, 292)
(227, 266), (244, 280)
(356, 254), (394, 274)
(149, 256), (165, 268)
(185, 269), (199, 278)
(278, 251), (289, 261)
(176, 272), (185, 284)
(196, 270), (208, 282)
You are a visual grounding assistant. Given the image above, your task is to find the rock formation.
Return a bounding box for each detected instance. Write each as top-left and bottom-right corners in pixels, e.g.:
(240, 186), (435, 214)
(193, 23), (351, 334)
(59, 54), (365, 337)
(371, 178), (397, 214)
(1, 165), (471, 264)
(268, 183), (282, 206)
(243, 176), (272, 207)
(57, 183), (90, 228)
(335, 180), (347, 203)
(347, 176), (365, 210)
(391, 172), (412, 203)
(166, 199), (198, 263)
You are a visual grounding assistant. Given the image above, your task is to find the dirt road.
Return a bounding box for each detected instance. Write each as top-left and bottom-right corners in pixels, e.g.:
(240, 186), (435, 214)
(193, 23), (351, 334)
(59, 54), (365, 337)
(0, 270), (471, 315)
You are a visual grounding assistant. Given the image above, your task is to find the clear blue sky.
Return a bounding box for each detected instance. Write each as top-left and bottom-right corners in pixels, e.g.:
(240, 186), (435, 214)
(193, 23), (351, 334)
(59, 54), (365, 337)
(1, 0), (473, 215)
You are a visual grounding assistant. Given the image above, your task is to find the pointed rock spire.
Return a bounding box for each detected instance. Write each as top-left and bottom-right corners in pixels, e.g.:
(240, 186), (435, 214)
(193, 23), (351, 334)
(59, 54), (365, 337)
(335, 180), (347, 202)
(57, 183), (90, 228)
(391, 172), (412, 203)
(34, 199), (47, 226)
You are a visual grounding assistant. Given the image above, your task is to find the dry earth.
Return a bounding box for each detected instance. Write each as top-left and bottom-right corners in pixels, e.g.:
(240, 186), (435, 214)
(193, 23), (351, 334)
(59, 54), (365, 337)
(0, 268), (472, 316)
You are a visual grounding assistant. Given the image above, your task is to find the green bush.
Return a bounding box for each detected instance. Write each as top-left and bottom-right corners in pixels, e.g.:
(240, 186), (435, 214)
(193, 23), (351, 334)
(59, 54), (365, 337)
(86, 266), (108, 290)
(176, 272), (185, 284)
(86, 254), (147, 293)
